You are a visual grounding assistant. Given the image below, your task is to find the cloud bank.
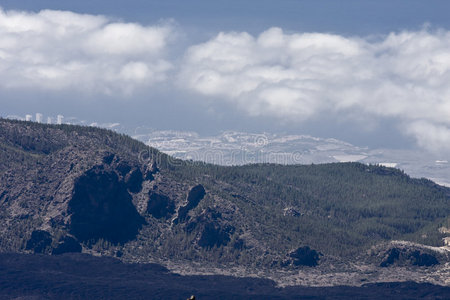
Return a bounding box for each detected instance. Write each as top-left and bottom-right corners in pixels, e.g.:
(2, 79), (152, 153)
(1, 7), (450, 154)
(0, 8), (173, 94)
(179, 27), (450, 154)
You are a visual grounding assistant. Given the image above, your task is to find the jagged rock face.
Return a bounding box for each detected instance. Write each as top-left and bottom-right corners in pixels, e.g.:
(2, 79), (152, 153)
(147, 192), (175, 219)
(68, 168), (146, 244)
(125, 168), (143, 193)
(289, 246), (321, 267)
(380, 248), (439, 267)
(52, 236), (82, 255)
(175, 184), (205, 224)
(25, 230), (52, 254)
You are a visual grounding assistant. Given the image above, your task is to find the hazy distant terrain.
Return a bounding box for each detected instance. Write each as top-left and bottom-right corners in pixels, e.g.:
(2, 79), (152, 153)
(134, 130), (450, 187)
(7, 114), (449, 186)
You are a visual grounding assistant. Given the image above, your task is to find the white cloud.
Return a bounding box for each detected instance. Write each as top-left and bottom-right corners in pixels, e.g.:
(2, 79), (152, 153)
(179, 27), (450, 154)
(2, 7), (450, 154)
(0, 7), (173, 94)
(406, 121), (450, 154)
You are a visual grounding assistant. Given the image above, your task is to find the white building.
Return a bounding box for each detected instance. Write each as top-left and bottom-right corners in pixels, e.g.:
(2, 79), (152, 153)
(25, 114), (32, 121)
(57, 115), (64, 125)
(47, 117), (52, 124)
(36, 113), (43, 123)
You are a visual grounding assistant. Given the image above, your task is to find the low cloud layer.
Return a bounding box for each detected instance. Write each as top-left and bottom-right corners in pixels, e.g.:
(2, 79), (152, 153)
(1, 7), (450, 154)
(179, 27), (450, 154)
(0, 8), (173, 94)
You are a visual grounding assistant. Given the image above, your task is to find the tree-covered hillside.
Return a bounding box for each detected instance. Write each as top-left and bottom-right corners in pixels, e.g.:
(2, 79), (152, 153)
(176, 163), (449, 254)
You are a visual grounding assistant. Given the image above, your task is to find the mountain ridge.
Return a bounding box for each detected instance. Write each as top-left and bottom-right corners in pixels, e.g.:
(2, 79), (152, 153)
(0, 118), (449, 287)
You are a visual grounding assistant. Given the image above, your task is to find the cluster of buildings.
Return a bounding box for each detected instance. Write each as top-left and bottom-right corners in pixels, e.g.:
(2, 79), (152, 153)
(24, 113), (64, 125)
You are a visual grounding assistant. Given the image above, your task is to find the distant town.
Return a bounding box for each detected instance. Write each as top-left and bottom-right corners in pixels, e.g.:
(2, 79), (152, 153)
(6, 113), (65, 125)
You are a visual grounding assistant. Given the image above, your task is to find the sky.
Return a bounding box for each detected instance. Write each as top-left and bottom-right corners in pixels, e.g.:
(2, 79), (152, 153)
(1, 1), (450, 155)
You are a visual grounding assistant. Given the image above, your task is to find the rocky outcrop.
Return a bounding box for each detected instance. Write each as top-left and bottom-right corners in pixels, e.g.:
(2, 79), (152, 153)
(147, 191), (175, 219)
(52, 236), (82, 255)
(68, 168), (146, 244)
(380, 247), (439, 267)
(174, 185), (205, 224)
(409, 250), (439, 266)
(288, 246), (322, 267)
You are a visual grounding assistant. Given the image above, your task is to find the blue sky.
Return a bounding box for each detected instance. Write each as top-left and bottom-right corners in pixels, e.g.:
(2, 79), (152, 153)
(2, 0), (450, 35)
(1, 1), (450, 153)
